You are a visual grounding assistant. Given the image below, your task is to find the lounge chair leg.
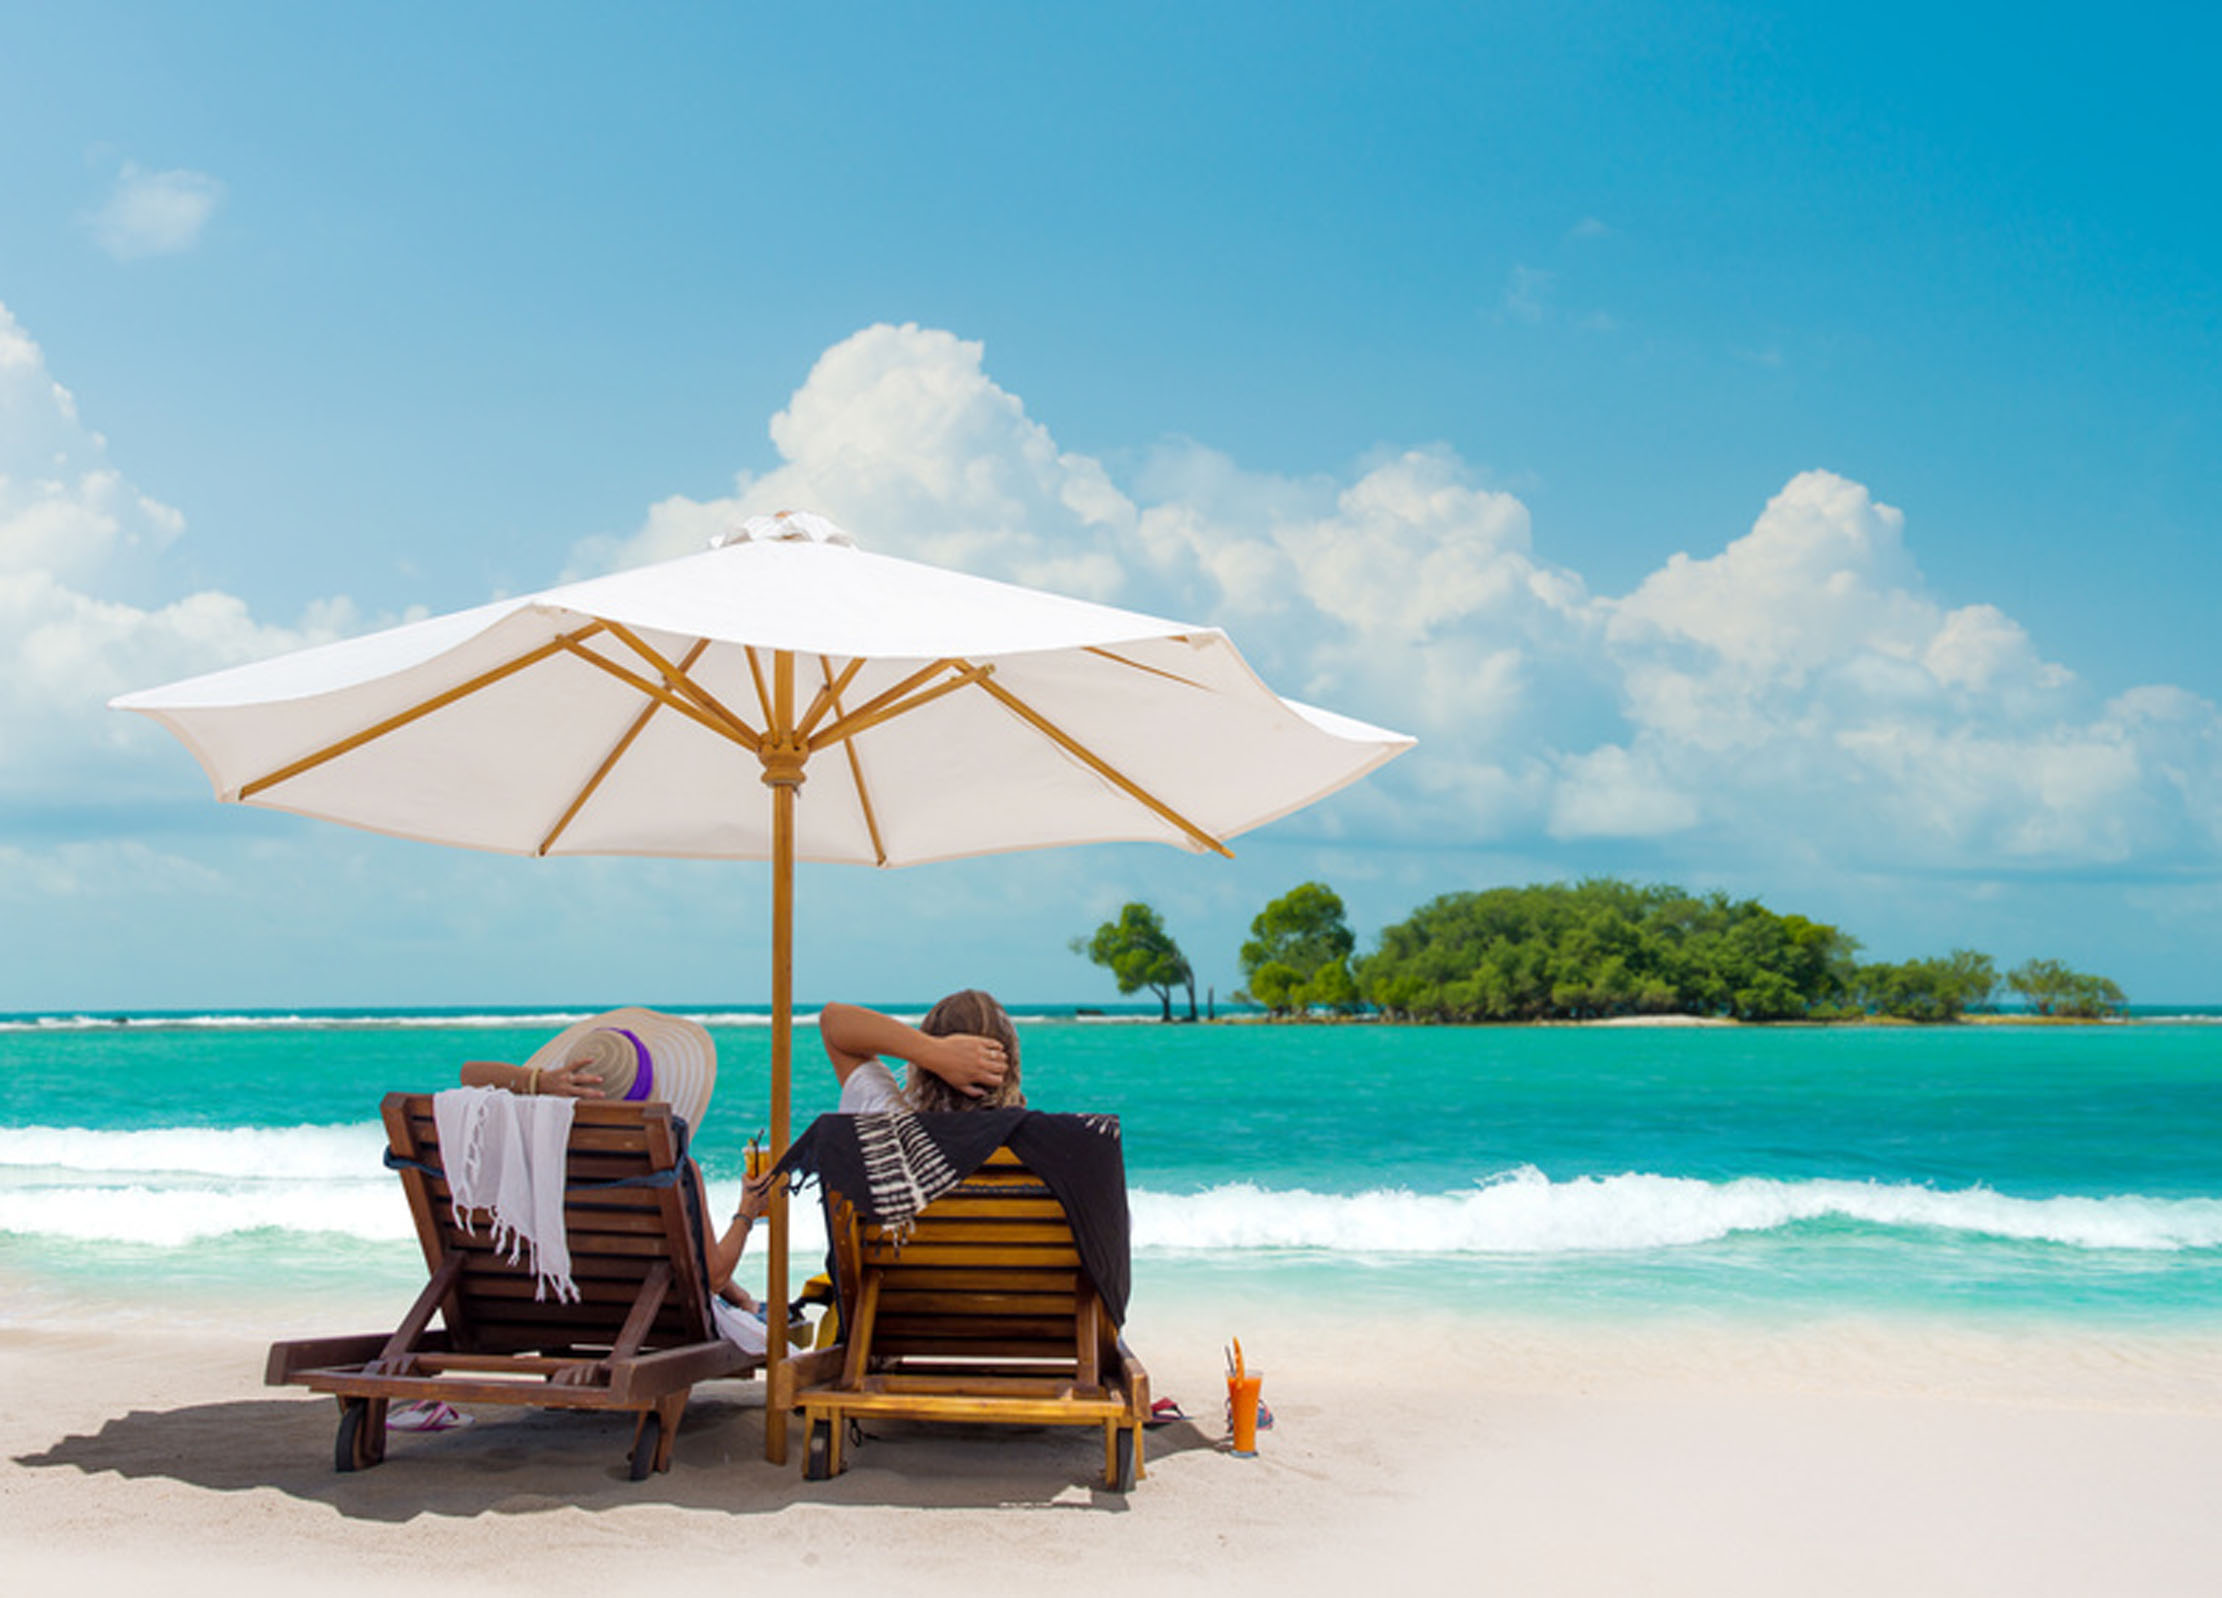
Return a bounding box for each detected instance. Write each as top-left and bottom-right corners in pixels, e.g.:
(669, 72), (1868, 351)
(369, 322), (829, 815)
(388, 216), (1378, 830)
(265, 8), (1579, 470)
(628, 1409), (662, 1482)
(653, 1392), (686, 1473)
(1111, 1424), (1136, 1493)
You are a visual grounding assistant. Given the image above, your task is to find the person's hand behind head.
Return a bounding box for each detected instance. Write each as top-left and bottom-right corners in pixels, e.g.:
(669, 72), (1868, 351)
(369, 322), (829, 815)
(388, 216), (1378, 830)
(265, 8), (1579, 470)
(928, 1032), (1008, 1098)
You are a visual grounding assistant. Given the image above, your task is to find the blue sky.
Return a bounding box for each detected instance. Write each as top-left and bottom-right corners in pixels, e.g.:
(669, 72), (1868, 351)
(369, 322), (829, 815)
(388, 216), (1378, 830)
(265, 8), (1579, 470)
(3, 2), (2219, 1008)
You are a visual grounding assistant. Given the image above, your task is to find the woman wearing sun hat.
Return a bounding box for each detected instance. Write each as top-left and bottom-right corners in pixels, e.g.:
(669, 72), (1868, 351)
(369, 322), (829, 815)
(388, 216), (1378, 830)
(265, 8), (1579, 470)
(461, 1005), (718, 1129)
(459, 1007), (772, 1303)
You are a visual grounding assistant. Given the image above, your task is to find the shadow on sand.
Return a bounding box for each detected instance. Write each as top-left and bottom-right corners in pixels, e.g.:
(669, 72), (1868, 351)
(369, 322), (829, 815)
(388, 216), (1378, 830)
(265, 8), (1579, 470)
(13, 1386), (1222, 1522)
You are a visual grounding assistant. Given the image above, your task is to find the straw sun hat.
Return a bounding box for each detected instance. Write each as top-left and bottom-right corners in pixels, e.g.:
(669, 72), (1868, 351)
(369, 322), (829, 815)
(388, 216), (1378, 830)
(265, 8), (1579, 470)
(521, 1007), (717, 1132)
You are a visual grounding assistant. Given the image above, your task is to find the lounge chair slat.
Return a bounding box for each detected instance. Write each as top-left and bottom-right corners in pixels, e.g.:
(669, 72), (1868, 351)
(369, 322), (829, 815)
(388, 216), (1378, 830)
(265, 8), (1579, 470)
(905, 1197), (1067, 1219)
(877, 1290), (1077, 1317)
(863, 1267), (1080, 1294)
(444, 1229), (678, 1261)
(461, 1272), (678, 1304)
(875, 1219), (1078, 1245)
(801, 1397), (1129, 1425)
(866, 1372), (1109, 1396)
(874, 1310), (1078, 1336)
(863, 1243), (1083, 1268)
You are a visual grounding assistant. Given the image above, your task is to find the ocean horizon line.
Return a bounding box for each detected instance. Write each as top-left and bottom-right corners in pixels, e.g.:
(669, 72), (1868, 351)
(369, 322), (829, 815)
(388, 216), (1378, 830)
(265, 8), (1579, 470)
(5, 1001), (2220, 1033)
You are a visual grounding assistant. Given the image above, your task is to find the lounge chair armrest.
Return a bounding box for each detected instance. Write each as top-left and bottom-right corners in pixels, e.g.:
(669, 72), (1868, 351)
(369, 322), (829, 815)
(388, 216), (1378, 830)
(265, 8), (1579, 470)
(266, 1333), (391, 1386)
(771, 1345), (849, 1410)
(1115, 1336), (1150, 1414)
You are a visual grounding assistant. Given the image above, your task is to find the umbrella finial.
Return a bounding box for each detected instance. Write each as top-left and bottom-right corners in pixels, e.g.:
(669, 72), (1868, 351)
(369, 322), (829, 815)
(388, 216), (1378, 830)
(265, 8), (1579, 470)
(709, 510), (858, 550)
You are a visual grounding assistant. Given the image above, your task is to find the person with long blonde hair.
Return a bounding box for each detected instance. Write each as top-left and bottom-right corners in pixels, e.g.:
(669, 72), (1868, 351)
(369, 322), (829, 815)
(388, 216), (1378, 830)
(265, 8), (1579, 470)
(818, 990), (1022, 1113)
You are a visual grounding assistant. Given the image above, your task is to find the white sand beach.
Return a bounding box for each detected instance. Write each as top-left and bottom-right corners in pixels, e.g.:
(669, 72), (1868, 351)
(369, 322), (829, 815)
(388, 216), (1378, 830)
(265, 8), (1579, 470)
(9, 1291), (2222, 1598)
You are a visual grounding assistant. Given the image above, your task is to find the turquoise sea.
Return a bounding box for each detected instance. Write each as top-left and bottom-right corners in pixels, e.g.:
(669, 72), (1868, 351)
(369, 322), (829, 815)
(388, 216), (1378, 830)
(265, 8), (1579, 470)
(4, 1005), (2220, 1331)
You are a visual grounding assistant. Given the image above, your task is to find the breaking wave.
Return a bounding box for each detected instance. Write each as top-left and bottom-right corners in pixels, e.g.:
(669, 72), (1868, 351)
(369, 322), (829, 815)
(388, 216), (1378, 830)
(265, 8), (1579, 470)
(3, 1127), (2219, 1257)
(1129, 1168), (2222, 1254)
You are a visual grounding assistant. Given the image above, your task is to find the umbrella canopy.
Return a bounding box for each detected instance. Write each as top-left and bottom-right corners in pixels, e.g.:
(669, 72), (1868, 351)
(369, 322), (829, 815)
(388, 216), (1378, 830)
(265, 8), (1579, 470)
(111, 509), (1413, 1460)
(115, 513), (1407, 864)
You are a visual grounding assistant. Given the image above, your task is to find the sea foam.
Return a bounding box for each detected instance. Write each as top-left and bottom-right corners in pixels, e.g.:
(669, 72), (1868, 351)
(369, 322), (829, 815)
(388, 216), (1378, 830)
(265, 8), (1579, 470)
(1130, 1168), (2222, 1255)
(5, 1126), (2220, 1256)
(0, 1123), (385, 1179)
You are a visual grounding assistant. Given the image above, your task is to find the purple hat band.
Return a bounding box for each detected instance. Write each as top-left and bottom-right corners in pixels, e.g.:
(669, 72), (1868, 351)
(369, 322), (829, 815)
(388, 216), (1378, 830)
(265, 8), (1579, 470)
(609, 1027), (654, 1102)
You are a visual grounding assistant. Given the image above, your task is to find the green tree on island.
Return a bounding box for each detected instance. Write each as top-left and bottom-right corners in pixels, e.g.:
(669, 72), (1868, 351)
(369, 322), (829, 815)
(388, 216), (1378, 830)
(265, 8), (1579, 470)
(1356, 880), (1862, 1022)
(1853, 949), (1998, 1021)
(2006, 958), (2128, 1019)
(1239, 882), (1360, 1016)
(1072, 902), (1197, 1021)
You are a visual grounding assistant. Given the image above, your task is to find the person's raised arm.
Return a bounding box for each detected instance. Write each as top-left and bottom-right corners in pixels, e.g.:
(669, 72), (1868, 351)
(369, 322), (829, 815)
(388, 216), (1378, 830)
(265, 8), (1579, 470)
(700, 1166), (776, 1301)
(816, 1001), (1007, 1098)
(458, 1059), (607, 1098)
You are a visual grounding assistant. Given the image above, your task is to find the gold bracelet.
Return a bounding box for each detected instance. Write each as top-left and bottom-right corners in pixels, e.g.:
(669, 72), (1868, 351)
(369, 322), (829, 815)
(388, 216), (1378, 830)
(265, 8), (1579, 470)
(526, 1065), (540, 1096)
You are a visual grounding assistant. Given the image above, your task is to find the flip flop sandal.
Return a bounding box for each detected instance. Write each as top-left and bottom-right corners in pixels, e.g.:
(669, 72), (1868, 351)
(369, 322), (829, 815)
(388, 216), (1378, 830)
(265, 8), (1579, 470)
(387, 1400), (474, 1433)
(1222, 1396), (1276, 1430)
(1145, 1398), (1188, 1429)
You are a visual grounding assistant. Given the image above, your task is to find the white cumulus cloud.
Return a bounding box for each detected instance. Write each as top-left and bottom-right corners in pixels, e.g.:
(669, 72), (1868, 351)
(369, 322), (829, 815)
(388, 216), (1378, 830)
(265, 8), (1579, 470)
(584, 324), (1133, 601)
(0, 302), (350, 800)
(1581, 471), (2221, 867)
(579, 331), (2222, 878)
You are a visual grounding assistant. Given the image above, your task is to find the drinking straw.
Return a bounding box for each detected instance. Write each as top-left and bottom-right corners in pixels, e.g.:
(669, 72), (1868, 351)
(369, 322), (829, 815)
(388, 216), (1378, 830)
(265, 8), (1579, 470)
(1233, 1337), (1245, 1379)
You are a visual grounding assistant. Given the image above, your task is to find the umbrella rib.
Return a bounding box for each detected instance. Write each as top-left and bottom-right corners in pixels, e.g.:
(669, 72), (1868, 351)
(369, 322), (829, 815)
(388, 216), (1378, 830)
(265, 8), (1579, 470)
(601, 621), (763, 747)
(814, 663), (993, 748)
(807, 659), (961, 745)
(744, 647), (775, 732)
(1083, 645), (1208, 691)
(558, 641), (762, 749)
(820, 657), (887, 867)
(967, 671), (1234, 858)
(537, 637), (712, 856)
(237, 624), (606, 801)
(797, 656), (867, 740)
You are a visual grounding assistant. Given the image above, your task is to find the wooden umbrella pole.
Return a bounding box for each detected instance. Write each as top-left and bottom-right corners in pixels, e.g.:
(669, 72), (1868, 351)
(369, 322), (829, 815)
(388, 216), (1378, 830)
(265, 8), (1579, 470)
(761, 650), (801, 1466)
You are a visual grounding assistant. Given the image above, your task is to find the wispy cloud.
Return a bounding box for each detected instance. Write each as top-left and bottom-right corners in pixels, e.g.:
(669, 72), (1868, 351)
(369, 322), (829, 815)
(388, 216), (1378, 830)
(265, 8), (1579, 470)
(1500, 264), (1617, 335)
(1567, 217), (1613, 241)
(83, 162), (225, 260)
(1501, 264), (1553, 323)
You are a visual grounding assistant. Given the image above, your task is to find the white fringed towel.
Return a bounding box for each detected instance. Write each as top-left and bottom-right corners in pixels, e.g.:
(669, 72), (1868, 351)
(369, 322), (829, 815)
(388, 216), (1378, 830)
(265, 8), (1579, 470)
(708, 1296), (769, 1356)
(433, 1086), (578, 1302)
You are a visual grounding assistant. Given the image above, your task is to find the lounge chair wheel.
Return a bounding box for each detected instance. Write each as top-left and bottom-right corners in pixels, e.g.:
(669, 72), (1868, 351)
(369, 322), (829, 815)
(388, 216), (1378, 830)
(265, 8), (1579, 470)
(629, 1410), (662, 1482)
(804, 1416), (833, 1481)
(334, 1398), (382, 1473)
(1112, 1425), (1136, 1493)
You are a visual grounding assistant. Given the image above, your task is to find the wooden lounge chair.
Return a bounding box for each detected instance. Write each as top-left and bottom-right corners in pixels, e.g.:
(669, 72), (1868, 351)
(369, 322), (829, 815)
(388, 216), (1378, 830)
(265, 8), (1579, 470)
(778, 1144), (1150, 1491)
(266, 1092), (757, 1478)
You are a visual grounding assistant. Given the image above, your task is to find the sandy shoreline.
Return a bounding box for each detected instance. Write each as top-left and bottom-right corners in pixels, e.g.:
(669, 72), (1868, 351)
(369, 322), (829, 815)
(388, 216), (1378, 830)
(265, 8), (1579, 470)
(8, 1293), (2222, 1596)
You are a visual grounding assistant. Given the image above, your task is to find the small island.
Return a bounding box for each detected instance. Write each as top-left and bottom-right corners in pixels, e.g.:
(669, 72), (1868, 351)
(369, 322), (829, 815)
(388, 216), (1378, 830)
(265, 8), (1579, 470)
(1078, 877), (2127, 1024)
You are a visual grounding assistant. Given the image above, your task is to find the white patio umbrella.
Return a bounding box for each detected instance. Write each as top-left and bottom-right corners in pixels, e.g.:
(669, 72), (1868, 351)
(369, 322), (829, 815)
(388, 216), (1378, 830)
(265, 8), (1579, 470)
(112, 510), (1412, 1457)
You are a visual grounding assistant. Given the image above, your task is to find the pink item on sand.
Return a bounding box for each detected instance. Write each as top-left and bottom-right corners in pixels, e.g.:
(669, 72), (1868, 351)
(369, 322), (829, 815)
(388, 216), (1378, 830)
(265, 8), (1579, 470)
(387, 1400), (474, 1433)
